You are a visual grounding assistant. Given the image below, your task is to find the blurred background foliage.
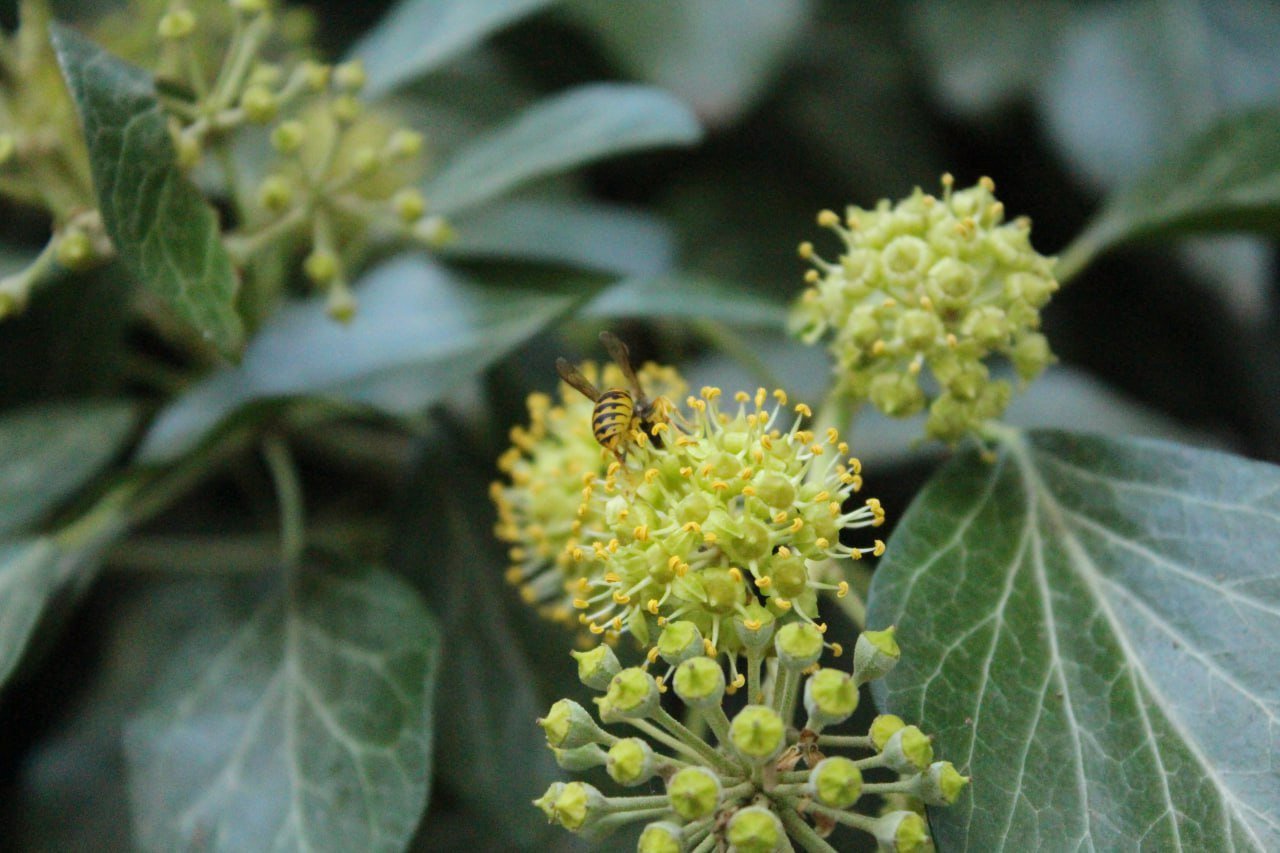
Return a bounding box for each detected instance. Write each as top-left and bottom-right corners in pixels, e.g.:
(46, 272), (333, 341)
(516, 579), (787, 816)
(2, 0), (1279, 850)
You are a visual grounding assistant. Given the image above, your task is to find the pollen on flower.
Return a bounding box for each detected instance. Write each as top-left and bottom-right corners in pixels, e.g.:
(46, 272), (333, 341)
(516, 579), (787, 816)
(790, 174), (1059, 442)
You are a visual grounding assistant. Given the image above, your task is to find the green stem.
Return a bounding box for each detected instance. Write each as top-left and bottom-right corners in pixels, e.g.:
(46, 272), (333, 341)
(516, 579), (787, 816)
(747, 647), (764, 704)
(690, 835), (716, 853)
(0, 234), (60, 317)
(815, 734), (872, 749)
(1052, 230), (1097, 286)
(262, 436), (305, 568)
(210, 14), (271, 111)
(651, 707), (742, 776)
(776, 805), (840, 853)
(703, 703), (733, 747)
(774, 665), (801, 723)
(785, 798), (878, 833)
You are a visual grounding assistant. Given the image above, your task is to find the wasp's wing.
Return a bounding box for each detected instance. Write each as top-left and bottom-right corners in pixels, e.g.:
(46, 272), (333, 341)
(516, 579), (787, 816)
(556, 358), (602, 402)
(600, 331), (644, 400)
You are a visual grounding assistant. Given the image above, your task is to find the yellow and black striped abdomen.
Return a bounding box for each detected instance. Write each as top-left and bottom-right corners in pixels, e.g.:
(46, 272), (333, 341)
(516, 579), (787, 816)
(592, 389), (635, 451)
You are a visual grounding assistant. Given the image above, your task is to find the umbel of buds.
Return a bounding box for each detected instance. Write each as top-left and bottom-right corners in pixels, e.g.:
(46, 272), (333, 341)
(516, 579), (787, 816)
(790, 174), (1058, 442)
(494, 373), (887, 666)
(535, 625), (968, 851)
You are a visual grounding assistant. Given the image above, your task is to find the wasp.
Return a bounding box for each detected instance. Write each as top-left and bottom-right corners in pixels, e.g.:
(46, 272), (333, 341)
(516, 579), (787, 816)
(556, 332), (670, 461)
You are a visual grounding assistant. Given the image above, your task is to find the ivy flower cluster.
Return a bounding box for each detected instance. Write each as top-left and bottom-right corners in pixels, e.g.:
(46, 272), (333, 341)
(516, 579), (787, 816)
(790, 174), (1058, 442)
(536, 623), (967, 851)
(494, 372), (886, 669)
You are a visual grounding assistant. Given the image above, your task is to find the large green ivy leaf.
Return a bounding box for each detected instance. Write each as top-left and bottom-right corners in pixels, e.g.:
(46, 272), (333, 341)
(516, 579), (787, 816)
(1058, 107), (1280, 280)
(351, 0), (560, 97)
(125, 565), (440, 852)
(50, 25), (244, 357)
(137, 254), (577, 462)
(867, 430), (1280, 851)
(0, 400), (135, 537)
(425, 84), (701, 214)
(583, 272), (786, 328)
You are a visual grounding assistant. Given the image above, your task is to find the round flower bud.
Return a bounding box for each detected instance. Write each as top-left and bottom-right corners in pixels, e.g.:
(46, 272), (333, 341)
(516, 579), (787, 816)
(55, 229), (94, 271)
(606, 737), (656, 786)
(605, 667), (660, 719)
(853, 626), (900, 684)
(752, 470), (796, 509)
(0, 133), (14, 165)
(157, 8), (196, 39)
(733, 602), (776, 650)
(351, 145), (382, 177)
(1006, 271), (1058, 309)
(551, 781), (606, 832)
(533, 782), (565, 820)
(918, 760), (970, 806)
(869, 714), (905, 751)
(333, 60), (367, 92)
(299, 60), (331, 91)
(803, 668), (858, 730)
(1012, 332), (1053, 380)
(257, 175), (293, 212)
(538, 698), (607, 749)
(725, 805), (785, 853)
(387, 129), (424, 159)
(413, 214), (455, 247)
(809, 756), (863, 810)
(775, 622), (824, 670)
(331, 95), (362, 124)
(638, 821), (684, 853)
(962, 305), (1010, 348)
(553, 743), (607, 772)
(869, 372), (925, 417)
(240, 86), (278, 124)
(769, 549), (809, 599)
(303, 249), (339, 286)
(271, 120), (306, 154)
(896, 309), (943, 351)
(570, 644), (620, 691)
(729, 705), (786, 764)
(871, 810), (931, 853)
(882, 725), (934, 774)
(656, 621), (703, 666)
(392, 187), (426, 223)
(667, 766), (721, 821)
(672, 656), (725, 708)
(173, 131), (201, 170)
(326, 283), (357, 323)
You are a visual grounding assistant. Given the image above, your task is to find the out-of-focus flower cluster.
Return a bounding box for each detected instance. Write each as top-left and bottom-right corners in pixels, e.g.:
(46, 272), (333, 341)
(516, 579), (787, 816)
(493, 365), (885, 671)
(536, 624), (966, 851)
(790, 174), (1058, 442)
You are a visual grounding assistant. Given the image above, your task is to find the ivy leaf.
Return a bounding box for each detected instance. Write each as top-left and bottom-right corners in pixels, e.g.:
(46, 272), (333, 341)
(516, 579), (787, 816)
(0, 400), (135, 538)
(137, 254), (577, 462)
(125, 564), (440, 852)
(1059, 107), (1280, 280)
(351, 0), (560, 97)
(425, 84), (701, 214)
(50, 24), (244, 357)
(582, 272), (786, 328)
(867, 430), (1280, 851)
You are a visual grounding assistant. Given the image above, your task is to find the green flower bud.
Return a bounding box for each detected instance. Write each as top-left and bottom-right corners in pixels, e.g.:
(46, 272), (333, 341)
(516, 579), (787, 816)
(326, 283), (357, 323)
(300, 60), (331, 91)
(332, 95), (362, 124)
(753, 470), (796, 509)
(1005, 271), (1057, 309)
(174, 131), (201, 170)
(729, 704), (787, 764)
(733, 602), (776, 650)
(240, 86), (278, 124)
(249, 63), (283, 88)
(387, 129), (425, 159)
(672, 656), (725, 708)
(700, 567), (744, 614)
(333, 60), (367, 92)
(257, 175), (293, 212)
(271, 120), (306, 154)
(657, 621), (703, 665)
(551, 781), (605, 832)
(352, 145), (382, 177)
(769, 549), (809, 599)
(1012, 332), (1053, 380)
(926, 257), (978, 306)
(605, 667), (660, 719)
(570, 644), (620, 690)
(392, 187), (427, 223)
(55, 229), (94, 271)
(303, 249), (339, 286)
(638, 821), (684, 853)
(413, 214), (455, 247)
(157, 9), (196, 39)
(869, 714), (905, 751)
(553, 743), (607, 772)
(868, 372), (925, 417)
(853, 626), (900, 684)
(667, 766), (721, 820)
(810, 756), (864, 810)
(883, 725), (934, 774)
(803, 668), (858, 730)
(918, 760), (969, 806)
(775, 622), (824, 670)
(0, 133), (14, 166)
(538, 698), (607, 749)
(961, 305), (1009, 348)
(871, 810), (931, 853)
(881, 236), (932, 284)
(725, 805), (785, 853)
(896, 309), (943, 351)
(606, 737), (656, 786)
(533, 782), (565, 821)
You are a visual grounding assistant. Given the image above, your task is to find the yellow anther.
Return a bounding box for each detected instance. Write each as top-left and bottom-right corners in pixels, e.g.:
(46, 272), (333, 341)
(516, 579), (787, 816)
(613, 591), (631, 605)
(744, 619), (762, 631)
(773, 389), (788, 405)
(740, 468), (754, 480)
(815, 537), (830, 549)
(790, 517), (804, 532)
(682, 522), (701, 533)
(612, 616), (623, 631)
(604, 572), (621, 584)
(607, 460), (622, 477)
(756, 576), (772, 588)
(873, 540), (886, 556)
(651, 422), (670, 436)
(816, 209), (840, 227)
(830, 501), (842, 517)
(676, 562), (689, 577)
(773, 511), (788, 524)
(655, 678), (668, 693)
(804, 269), (821, 284)
(731, 674), (746, 690)
(668, 555), (683, 570)
(712, 481), (729, 492)
(680, 466), (693, 477)
(588, 622), (605, 635)
(576, 578), (591, 591)
(849, 458), (863, 475)
(826, 428), (840, 445)
(703, 639), (717, 657)
(830, 642), (844, 657)
(871, 340), (887, 356)
(810, 444), (825, 455)
(608, 539), (620, 553)
(837, 581), (850, 598)
(760, 434), (773, 450)
(703, 532), (718, 544)
(504, 567), (523, 584)
(947, 333), (959, 347)
(728, 567), (744, 583)
(519, 586), (536, 603)
(657, 616), (668, 626)
(802, 663), (820, 676)
(633, 525), (649, 541)
(735, 391), (751, 403)
(817, 622), (828, 634)
(571, 548), (585, 561)
(647, 599), (660, 615)
(755, 387), (767, 408)
(776, 598), (792, 611)
(798, 241), (815, 259)
(700, 386), (722, 401)
(794, 403), (813, 418)
(700, 463), (713, 477)
(838, 441), (849, 455)
(979, 175), (996, 191)
(742, 486), (757, 496)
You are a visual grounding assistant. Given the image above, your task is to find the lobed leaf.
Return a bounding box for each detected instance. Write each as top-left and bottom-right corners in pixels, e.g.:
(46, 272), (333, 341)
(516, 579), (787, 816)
(425, 83), (701, 214)
(867, 430), (1280, 851)
(50, 24), (244, 357)
(125, 565), (440, 852)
